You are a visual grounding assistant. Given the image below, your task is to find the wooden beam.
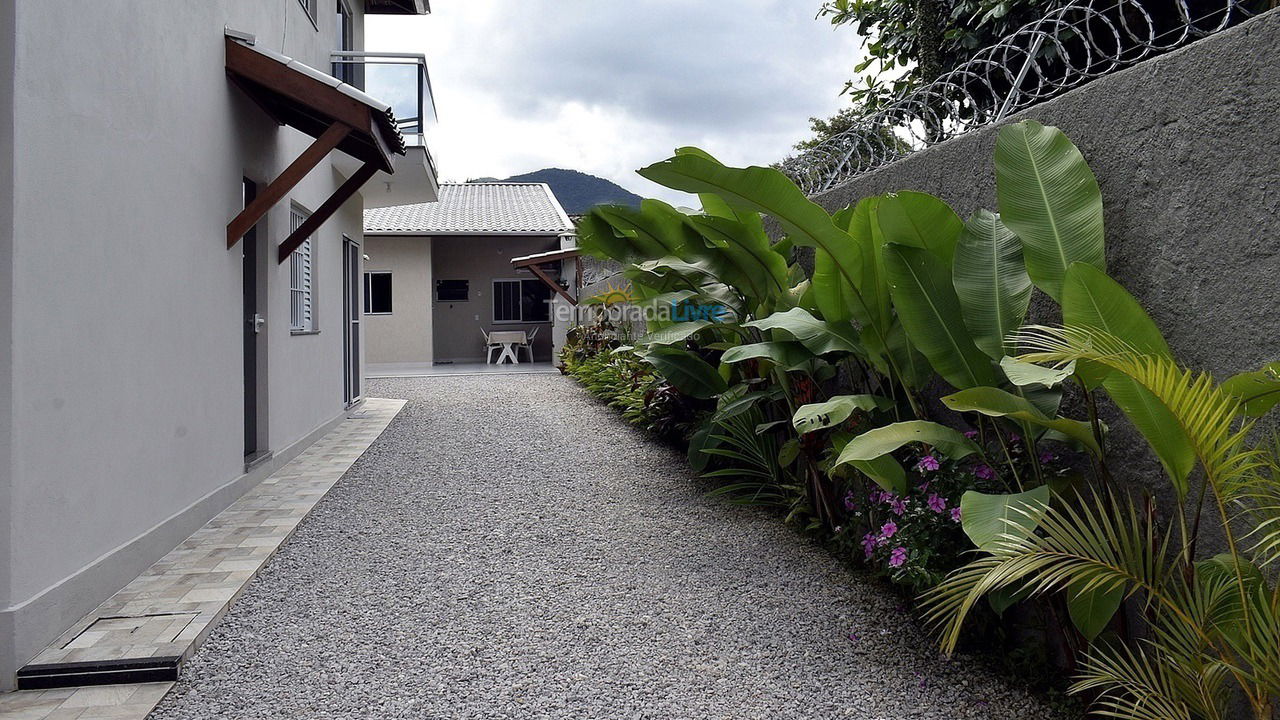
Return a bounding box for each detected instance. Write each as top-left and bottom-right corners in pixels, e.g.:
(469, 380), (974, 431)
(526, 262), (576, 305)
(511, 248), (581, 267)
(227, 121), (350, 248)
(278, 162), (379, 263)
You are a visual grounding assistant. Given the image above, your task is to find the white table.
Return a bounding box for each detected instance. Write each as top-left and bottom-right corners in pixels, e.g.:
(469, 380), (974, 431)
(488, 330), (527, 365)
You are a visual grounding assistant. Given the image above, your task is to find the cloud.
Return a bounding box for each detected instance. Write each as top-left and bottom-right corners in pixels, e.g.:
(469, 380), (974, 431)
(368, 0), (863, 205)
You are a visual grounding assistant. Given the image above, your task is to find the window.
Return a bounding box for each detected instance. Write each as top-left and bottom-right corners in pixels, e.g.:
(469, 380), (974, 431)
(493, 279), (552, 323)
(363, 272), (392, 314)
(298, 0), (319, 25)
(436, 279), (469, 303)
(334, 0), (355, 84)
(289, 205), (316, 332)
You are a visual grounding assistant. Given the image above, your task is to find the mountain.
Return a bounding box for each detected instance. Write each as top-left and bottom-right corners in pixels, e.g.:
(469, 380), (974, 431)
(472, 168), (643, 216)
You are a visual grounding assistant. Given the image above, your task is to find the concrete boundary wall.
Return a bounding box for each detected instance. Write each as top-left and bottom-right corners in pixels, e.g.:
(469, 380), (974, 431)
(804, 9), (1280, 499)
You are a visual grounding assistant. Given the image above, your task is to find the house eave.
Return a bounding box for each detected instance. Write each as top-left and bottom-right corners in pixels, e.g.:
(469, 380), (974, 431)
(365, 0), (430, 15)
(363, 230), (569, 237)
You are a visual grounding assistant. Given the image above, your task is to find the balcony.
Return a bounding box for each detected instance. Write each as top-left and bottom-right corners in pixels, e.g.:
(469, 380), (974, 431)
(331, 51), (439, 207)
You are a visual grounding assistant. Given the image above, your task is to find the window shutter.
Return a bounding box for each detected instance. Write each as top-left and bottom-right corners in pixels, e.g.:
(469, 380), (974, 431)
(289, 207), (314, 332)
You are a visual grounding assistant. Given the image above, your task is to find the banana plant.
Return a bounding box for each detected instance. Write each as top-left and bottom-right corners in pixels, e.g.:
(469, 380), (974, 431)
(923, 325), (1280, 720)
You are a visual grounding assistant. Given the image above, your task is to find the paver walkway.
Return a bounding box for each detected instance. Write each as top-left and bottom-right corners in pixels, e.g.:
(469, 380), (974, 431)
(149, 375), (1067, 719)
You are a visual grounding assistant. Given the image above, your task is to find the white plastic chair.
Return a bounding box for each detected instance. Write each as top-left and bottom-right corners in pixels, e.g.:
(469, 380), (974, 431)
(481, 328), (501, 364)
(519, 327), (540, 363)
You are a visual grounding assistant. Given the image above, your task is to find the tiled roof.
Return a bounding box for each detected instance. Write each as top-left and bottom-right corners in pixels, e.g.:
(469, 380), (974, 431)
(364, 183), (574, 235)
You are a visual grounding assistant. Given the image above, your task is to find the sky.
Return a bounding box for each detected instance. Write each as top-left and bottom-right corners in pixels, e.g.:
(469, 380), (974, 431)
(366, 1), (864, 207)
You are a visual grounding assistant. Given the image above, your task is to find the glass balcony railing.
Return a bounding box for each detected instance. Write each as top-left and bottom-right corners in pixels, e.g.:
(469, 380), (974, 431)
(331, 51), (436, 140)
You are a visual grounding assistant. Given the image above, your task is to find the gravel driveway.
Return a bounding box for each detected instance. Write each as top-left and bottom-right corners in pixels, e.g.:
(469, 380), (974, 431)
(149, 374), (1067, 720)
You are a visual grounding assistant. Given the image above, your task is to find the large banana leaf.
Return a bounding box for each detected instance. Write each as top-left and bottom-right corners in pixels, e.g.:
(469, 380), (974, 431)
(1221, 362), (1280, 417)
(812, 247), (854, 323)
(942, 386), (1101, 458)
(959, 485), (1052, 552)
(744, 307), (862, 357)
(1000, 356), (1075, 388)
(995, 120), (1105, 301)
(838, 197), (892, 331)
(1061, 263), (1172, 386)
(577, 211), (657, 263)
(793, 395), (894, 434)
(875, 191), (964, 266)
(835, 420), (980, 468)
(685, 214), (789, 301)
(635, 154), (890, 349)
(593, 201), (688, 257)
(720, 341), (813, 370)
(1066, 579), (1124, 641)
(642, 347), (728, 399)
(952, 210), (1032, 360)
(883, 243), (998, 389)
(1060, 263), (1194, 495)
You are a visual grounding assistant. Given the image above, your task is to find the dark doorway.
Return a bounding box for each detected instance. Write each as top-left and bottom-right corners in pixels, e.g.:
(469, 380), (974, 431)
(343, 237), (361, 405)
(243, 178), (262, 458)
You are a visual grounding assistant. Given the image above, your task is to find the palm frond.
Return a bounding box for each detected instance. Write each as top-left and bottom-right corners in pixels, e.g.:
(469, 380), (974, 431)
(920, 490), (1175, 653)
(1015, 325), (1267, 507)
(1071, 641), (1198, 720)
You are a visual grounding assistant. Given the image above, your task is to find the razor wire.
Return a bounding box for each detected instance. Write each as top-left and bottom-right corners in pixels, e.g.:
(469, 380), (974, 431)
(778, 0), (1262, 195)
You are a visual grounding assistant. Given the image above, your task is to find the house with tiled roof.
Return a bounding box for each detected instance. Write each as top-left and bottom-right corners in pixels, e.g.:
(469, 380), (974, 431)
(362, 183), (576, 367)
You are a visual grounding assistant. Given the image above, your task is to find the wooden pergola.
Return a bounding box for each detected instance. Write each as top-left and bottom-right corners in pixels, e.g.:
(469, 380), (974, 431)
(510, 247), (582, 305)
(223, 35), (406, 262)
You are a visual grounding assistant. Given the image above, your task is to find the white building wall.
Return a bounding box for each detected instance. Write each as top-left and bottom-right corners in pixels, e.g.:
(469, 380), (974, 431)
(0, 0), (379, 688)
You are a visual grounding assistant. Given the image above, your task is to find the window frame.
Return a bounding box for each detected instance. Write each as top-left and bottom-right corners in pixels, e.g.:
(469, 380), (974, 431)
(491, 278), (553, 325)
(363, 271), (393, 315)
(289, 204), (318, 334)
(435, 279), (469, 303)
(334, 0), (356, 83)
(298, 0), (320, 29)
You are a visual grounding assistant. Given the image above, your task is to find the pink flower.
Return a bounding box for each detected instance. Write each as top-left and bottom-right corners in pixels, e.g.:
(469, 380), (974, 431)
(916, 455), (940, 472)
(963, 430), (979, 440)
(843, 491), (858, 511)
(974, 463), (994, 480)
(889, 546), (908, 567)
(927, 493), (947, 513)
(1039, 450), (1056, 464)
(880, 521), (898, 538)
(950, 507), (963, 523)
(916, 480), (930, 493)
(861, 532), (878, 558)
(891, 498), (907, 516)
(881, 491), (898, 505)
(1009, 433), (1022, 443)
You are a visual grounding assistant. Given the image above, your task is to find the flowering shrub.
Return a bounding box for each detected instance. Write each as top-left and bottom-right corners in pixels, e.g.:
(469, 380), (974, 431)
(834, 450), (987, 590)
(834, 436), (1071, 592)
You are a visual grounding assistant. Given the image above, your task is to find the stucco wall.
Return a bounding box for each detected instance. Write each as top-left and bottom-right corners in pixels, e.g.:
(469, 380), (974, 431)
(800, 11), (1280, 512)
(0, 0), (16, 665)
(1, 0), (376, 687)
(363, 235), (434, 364)
(431, 236), (561, 363)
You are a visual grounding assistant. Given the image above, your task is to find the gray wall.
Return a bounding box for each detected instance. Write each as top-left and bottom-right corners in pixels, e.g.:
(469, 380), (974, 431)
(0, 0), (16, 663)
(802, 10), (1279, 508)
(0, 0), (381, 687)
(364, 235), (434, 365)
(431, 236), (561, 363)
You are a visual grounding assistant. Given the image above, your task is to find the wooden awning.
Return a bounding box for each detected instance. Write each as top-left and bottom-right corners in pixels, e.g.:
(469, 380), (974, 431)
(224, 34), (407, 262)
(511, 247), (581, 305)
